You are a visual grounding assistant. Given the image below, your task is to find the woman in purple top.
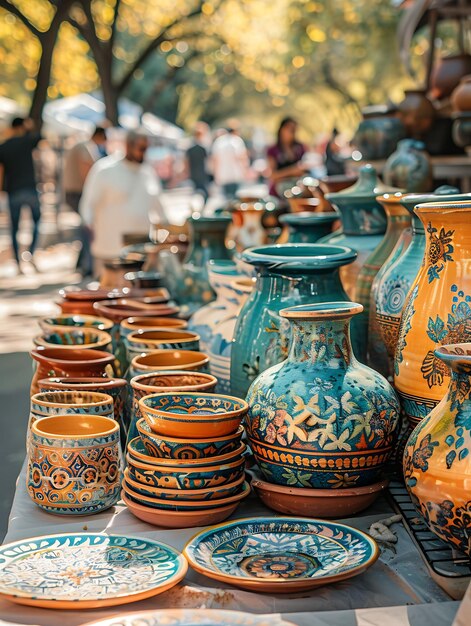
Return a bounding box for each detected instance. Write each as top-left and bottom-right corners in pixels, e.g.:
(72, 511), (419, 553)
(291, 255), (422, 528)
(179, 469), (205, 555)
(266, 117), (307, 196)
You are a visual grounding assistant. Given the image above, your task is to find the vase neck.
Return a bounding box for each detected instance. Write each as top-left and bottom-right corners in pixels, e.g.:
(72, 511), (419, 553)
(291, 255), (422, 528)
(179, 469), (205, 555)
(287, 317), (354, 367)
(257, 271), (293, 299)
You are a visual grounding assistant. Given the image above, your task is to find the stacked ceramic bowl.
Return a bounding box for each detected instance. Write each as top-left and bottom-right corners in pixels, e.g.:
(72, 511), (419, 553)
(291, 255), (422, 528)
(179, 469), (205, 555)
(123, 392), (250, 528)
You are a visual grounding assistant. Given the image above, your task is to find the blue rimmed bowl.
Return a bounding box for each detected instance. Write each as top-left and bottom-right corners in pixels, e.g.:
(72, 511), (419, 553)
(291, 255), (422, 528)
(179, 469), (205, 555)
(39, 315), (114, 333)
(126, 329), (200, 362)
(33, 327), (113, 352)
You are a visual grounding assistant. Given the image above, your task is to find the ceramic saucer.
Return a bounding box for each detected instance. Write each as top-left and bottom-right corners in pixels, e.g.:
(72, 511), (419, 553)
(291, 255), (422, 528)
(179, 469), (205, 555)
(184, 516), (379, 593)
(0, 533), (187, 609)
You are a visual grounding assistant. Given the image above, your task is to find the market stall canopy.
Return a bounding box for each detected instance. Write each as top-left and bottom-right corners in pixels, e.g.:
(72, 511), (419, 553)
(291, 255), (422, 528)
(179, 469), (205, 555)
(141, 112), (184, 145)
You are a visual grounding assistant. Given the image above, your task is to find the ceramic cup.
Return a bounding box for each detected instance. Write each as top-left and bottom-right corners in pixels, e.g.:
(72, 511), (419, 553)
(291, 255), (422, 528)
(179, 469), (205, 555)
(39, 315), (114, 333)
(33, 327), (113, 352)
(126, 329), (200, 363)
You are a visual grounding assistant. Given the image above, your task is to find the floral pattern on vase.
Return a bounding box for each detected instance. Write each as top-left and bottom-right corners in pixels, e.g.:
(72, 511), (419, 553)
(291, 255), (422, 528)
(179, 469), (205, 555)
(245, 302), (400, 488)
(404, 343), (471, 556)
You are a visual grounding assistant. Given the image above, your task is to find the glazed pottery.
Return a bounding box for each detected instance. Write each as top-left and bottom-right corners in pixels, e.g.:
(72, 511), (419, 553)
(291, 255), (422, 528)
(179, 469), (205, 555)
(209, 277), (254, 394)
(122, 490), (241, 528)
(382, 139), (432, 193)
(188, 260), (239, 354)
(452, 112), (471, 149)
(0, 533), (186, 609)
(279, 212), (338, 244)
(354, 192), (411, 367)
(229, 200), (268, 251)
(123, 270), (164, 289)
(30, 347), (115, 397)
(27, 414), (120, 515)
(253, 476), (389, 518)
(374, 188), (467, 377)
(184, 517), (379, 593)
(58, 287), (169, 316)
(394, 201), (471, 426)
(320, 165), (394, 298)
(128, 371), (217, 444)
(34, 327), (113, 352)
(127, 437), (246, 468)
(129, 350), (210, 379)
(139, 392), (248, 439)
(230, 244), (360, 399)
(398, 89), (436, 137)
(127, 447), (245, 489)
(431, 54), (471, 99)
(39, 314), (113, 333)
(126, 329), (200, 363)
(451, 74), (471, 112)
(404, 343), (471, 556)
(245, 303), (400, 488)
(136, 419), (244, 459)
(352, 105), (406, 160)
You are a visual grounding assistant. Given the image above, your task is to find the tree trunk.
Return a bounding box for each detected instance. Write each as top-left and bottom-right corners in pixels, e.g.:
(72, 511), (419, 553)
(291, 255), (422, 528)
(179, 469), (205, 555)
(101, 64), (119, 126)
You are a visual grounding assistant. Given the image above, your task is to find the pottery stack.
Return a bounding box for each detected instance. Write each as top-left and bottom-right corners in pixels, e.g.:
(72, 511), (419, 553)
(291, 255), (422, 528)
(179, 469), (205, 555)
(122, 392), (250, 528)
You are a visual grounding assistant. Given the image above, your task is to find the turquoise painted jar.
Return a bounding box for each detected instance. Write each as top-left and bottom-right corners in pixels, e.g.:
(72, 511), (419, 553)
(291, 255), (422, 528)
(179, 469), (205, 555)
(245, 302), (401, 488)
(383, 139), (432, 192)
(230, 243), (359, 399)
(320, 165), (396, 298)
(279, 212), (338, 244)
(188, 260), (239, 354)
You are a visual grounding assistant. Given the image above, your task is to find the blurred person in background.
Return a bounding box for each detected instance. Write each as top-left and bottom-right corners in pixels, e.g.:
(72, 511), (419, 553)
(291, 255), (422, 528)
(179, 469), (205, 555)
(266, 117), (306, 197)
(63, 125), (108, 276)
(324, 127), (346, 176)
(186, 121), (211, 206)
(212, 122), (248, 199)
(0, 117), (41, 273)
(80, 129), (168, 277)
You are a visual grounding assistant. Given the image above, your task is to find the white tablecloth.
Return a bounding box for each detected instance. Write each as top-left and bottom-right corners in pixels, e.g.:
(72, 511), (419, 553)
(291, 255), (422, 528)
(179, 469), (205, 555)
(0, 462), (461, 626)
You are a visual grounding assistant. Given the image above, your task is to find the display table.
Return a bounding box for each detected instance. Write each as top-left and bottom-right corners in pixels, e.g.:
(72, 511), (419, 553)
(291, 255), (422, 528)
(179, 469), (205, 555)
(0, 461), (462, 626)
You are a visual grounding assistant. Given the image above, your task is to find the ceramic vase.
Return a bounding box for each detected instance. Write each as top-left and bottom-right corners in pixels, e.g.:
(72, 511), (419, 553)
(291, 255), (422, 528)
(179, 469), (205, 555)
(279, 212), (338, 244)
(229, 201), (268, 251)
(354, 193), (411, 367)
(320, 165), (395, 298)
(403, 343), (471, 556)
(245, 302), (400, 488)
(451, 74), (471, 112)
(188, 260), (239, 354)
(431, 54), (471, 99)
(383, 139), (432, 193)
(209, 277), (254, 393)
(230, 243), (361, 399)
(30, 347), (115, 397)
(395, 201), (471, 428)
(398, 89), (436, 138)
(352, 105), (406, 160)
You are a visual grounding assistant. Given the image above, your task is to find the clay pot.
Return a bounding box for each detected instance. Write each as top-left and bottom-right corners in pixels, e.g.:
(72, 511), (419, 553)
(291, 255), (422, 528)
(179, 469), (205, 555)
(126, 329), (200, 363)
(130, 350), (210, 379)
(318, 174), (358, 195)
(398, 89), (436, 138)
(33, 327), (113, 353)
(452, 112), (471, 149)
(451, 74), (471, 112)
(431, 55), (471, 100)
(100, 258), (144, 289)
(383, 139), (433, 193)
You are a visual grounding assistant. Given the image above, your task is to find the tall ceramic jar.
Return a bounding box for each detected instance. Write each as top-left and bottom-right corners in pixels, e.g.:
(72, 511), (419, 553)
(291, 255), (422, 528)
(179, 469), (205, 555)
(374, 189), (467, 377)
(354, 193), (411, 366)
(209, 277), (254, 393)
(403, 343), (471, 556)
(230, 243), (360, 399)
(279, 212), (338, 244)
(395, 201), (471, 429)
(352, 105), (406, 161)
(188, 260), (239, 354)
(382, 139), (432, 193)
(320, 165), (396, 298)
(397, 89), (435, 138)
(245, 302), (400, 488)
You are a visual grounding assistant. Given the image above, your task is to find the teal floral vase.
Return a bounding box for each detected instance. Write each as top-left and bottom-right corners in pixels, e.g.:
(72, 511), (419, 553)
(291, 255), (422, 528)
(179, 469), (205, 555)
(352, 106), (406, 160)
(383, 139), (432, 192)
(320, 164), (396, 298)
(403, 343), (471, 556)
(230, 243), (360, 399)
(279, 212), (338, 244)
(245, 302), (401, 488)
(188, 260), (239, 354)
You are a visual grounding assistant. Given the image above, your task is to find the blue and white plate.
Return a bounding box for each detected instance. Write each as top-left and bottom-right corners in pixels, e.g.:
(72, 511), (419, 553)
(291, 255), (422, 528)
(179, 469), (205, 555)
(0, 533), (187, 609)
(184, 517), (379, 593)
(82, 608), (295, 626)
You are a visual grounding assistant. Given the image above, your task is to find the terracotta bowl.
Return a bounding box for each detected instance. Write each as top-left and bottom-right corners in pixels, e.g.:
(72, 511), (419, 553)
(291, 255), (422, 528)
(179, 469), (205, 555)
(94, 298), (177, 323)
(34, 327), (113, 352)
(39, 315), (114, 333)
(131, 350), (210, 376)
(126, 449), (245, 490)
(130, 371), (217, 396)
(123, 479), (250, 511)
(127, 329), (200, 360)
(38, 376), (127, 394)
(122, 490), (239, 528)
(252, 476), (389, 518)
(121, 317), (187, 339)
(127, 437), (246, 468)
(136, 419), (244, 459)
(29, 391), (114, 433)
(139, 392), (248, 439)
(123, 468), (244, 501)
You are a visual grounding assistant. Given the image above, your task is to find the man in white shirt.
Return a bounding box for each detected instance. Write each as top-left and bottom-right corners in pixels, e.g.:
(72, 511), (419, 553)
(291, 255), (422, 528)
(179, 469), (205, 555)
(80, 129), (168, 277)
(211, 124), (248, 199)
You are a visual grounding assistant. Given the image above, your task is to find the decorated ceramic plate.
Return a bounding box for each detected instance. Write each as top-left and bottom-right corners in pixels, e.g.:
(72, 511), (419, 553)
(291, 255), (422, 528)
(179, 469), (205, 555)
(0, 533), (187, 609)
(81, 608), (295, 626)
(184, 517), (379, 593)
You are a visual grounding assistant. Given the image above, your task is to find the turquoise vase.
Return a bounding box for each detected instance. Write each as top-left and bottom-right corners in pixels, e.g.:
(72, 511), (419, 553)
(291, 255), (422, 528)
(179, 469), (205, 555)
(245, 302), (401, 488)
(230, 243), (360, 399)
(279, 212), (338, 244)
(383, 139), (432, 193)
(319, 165), (396, 298)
